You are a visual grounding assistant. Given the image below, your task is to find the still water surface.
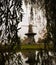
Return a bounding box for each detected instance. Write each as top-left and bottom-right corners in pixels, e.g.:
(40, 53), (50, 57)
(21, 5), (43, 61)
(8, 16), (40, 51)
(5, 50), (56, 65)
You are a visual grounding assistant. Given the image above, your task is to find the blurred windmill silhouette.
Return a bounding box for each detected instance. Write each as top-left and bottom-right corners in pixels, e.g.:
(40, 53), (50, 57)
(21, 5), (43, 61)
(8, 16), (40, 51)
(21, 6), (37, 44)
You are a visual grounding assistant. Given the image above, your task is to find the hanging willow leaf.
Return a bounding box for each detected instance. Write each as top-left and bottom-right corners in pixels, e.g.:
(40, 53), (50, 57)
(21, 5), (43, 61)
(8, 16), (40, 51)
(0, 30), (2, 36)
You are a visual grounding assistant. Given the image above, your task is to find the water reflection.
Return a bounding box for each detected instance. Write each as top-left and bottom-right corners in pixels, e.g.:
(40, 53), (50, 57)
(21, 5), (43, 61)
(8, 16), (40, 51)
(5, 50), (56, 65)
(21, 50), (56, 65)
(25, 51), (35, 65)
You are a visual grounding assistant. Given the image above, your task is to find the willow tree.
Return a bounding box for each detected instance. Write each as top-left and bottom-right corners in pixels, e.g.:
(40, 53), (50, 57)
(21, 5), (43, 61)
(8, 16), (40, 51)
(0, 0), (22, 46)
(44, 0), (56, 51)
(0, 0), (22, 65)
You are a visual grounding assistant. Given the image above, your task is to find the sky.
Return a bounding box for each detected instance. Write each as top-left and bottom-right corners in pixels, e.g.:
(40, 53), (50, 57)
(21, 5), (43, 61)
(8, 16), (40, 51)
(18, 0), (47, 42)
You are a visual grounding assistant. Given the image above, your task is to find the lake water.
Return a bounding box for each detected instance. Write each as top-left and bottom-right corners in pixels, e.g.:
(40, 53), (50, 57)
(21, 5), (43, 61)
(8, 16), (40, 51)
(5, 50), (56, 65)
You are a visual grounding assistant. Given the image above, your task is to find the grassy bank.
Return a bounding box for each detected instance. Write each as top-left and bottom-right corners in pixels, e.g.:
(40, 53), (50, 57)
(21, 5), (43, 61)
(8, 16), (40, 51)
(0, 43), (53, 52)
(20, 44), (53, 50)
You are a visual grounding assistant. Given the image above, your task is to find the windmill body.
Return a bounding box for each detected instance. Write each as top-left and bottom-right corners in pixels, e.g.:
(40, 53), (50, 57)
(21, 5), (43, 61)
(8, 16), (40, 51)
(25, 24), (36, 44)
(25, 6), (36, 44)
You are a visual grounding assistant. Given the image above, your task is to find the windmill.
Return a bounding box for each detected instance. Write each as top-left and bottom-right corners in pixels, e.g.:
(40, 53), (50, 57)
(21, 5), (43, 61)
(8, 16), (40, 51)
(21, 6), (37, 44)
(24, 24), (36, 44)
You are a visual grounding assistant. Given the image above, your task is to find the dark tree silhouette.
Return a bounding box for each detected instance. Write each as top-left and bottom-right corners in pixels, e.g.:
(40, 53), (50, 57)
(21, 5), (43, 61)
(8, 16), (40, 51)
(44, 0), (56, 51)
(0, 0), (22, 65)
(0, 0), (22, 45)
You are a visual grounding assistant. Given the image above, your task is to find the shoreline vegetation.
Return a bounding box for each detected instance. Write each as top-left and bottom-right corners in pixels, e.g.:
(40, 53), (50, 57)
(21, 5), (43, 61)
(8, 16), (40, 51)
(21, 44), (53, 50)
(0, 43), (53, 52)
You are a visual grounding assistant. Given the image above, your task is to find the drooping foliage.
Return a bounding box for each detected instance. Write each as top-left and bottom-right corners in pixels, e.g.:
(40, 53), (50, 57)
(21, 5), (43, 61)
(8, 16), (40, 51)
(0, 0), (22, 65)
(44, 0), (56, 50)
(0, 0), (22, 45)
